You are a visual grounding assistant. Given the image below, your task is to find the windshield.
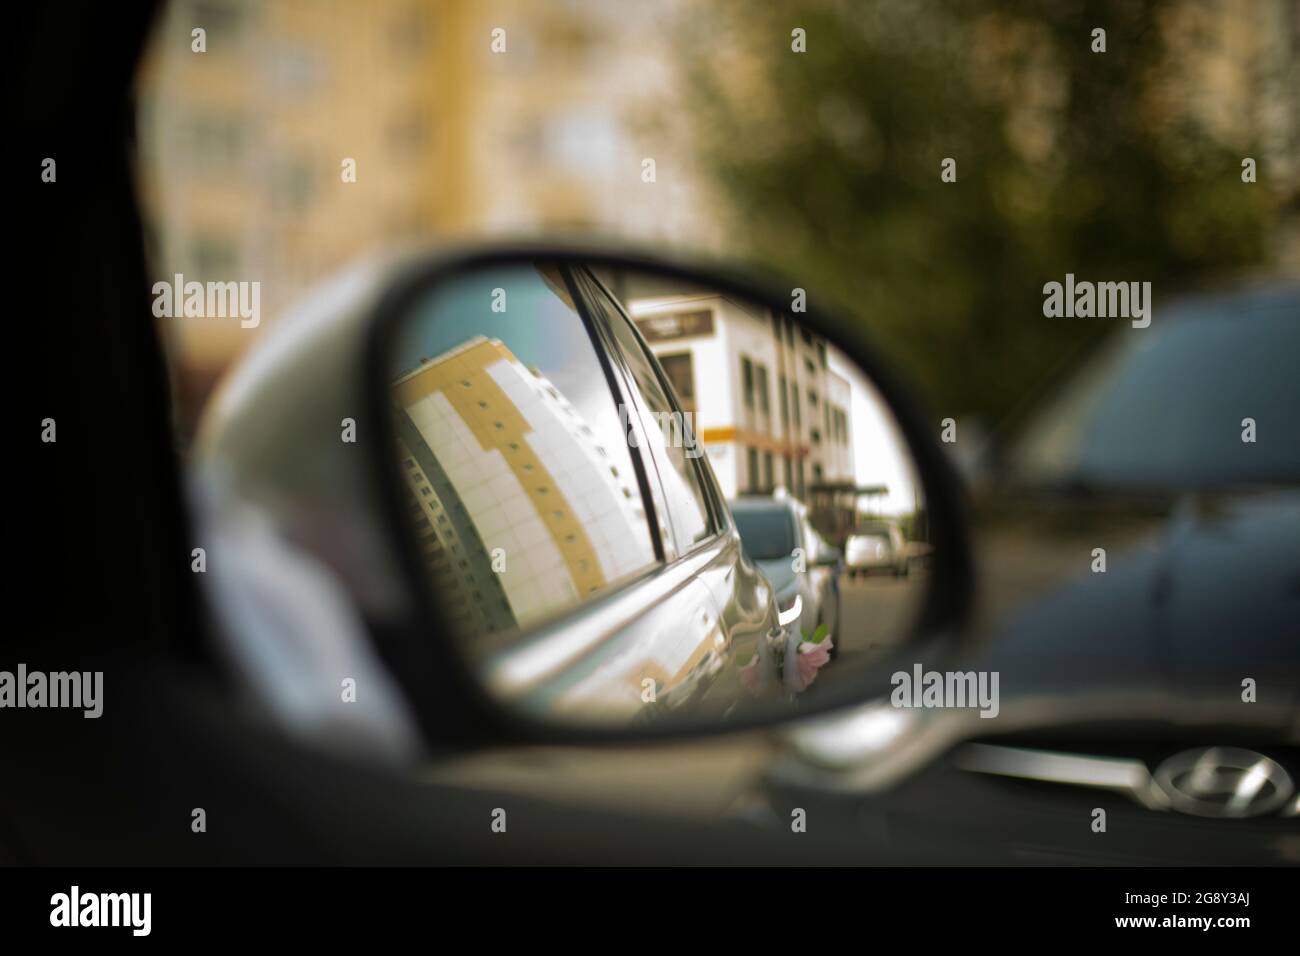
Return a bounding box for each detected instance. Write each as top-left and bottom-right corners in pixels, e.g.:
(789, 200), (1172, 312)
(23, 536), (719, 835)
(732, 507), (797, 561)
(1011, 293), (1300, 489)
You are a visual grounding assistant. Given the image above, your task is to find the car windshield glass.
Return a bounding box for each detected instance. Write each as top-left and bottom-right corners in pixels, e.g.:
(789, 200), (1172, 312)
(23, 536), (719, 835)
(1011, 296), (1300, 488)
(733, 507), (796, 560)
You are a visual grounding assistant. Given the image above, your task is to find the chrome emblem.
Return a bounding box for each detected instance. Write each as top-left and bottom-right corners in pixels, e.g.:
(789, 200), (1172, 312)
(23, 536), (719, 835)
(1154, 747), (1293, 818)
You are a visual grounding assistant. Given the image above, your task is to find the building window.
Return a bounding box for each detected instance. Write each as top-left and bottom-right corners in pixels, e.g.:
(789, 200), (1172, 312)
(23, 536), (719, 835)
(779, 375), (789, 428)
(185, 113), (246, 173)
(390, 6), (431, 57)
(190, 0), (244, 42)
(660, 352), (695, 415)
(741, 356), (754, 409)
(763, 452), (774, 490)
(271, 158), (313, 213)
(388, 110), (428, 155)
(747, 446), (760, 493)
(191, 234), (237, 277)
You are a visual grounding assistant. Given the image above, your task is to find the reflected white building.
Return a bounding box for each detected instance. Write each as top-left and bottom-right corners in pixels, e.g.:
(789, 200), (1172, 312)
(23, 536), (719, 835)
(625, 291), (854, 502)
(393, 336), (653, 631)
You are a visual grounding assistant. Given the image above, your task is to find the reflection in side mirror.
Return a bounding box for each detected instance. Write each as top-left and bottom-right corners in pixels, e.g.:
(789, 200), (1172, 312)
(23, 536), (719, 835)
(383, 254), (947, 734)
(814, 548), (842, 567)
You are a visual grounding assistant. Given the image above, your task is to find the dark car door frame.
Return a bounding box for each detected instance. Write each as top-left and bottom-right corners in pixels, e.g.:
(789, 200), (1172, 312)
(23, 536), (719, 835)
(567, 263), (734, 557)
(572, 263), (783, 683)
(553, 261), (671, 565)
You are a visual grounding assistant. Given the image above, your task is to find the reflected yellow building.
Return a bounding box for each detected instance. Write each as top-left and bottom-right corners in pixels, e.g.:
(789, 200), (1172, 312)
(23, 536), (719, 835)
(394, 336), (653, 633)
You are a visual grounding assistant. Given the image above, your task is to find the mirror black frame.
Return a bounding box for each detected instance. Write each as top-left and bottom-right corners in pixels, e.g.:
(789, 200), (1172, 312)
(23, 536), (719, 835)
(363, 241), (975, 749)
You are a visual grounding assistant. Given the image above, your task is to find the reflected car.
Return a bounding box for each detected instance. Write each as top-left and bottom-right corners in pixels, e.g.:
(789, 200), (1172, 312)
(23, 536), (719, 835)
(731, 495), (841, 654)
(845, 522), (908, 577)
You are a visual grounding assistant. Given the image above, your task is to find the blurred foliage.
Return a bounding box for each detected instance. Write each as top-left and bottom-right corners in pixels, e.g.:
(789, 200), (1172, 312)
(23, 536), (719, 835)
(680, 0), (1284, 427)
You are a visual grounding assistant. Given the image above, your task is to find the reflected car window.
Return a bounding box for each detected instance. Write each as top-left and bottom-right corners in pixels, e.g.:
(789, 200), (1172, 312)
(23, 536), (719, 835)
(574, 270), (717, 552)
(389, 264), (657, 641)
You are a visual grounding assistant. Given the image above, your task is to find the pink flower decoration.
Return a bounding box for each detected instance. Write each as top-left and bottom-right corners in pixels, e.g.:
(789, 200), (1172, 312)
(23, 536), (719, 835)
(739, 655), (763, 694)
(794, 638), (833, 690)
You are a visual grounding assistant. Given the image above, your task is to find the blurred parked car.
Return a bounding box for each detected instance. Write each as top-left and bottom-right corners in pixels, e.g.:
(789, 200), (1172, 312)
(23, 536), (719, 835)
(731, 495), (842, 656)
(777, 283), (1300, 864)
(845, 521), (908, 578)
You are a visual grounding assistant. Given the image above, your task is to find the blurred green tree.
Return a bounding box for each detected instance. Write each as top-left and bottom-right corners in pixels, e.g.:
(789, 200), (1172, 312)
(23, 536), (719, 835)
(680, 0), (1284, 429)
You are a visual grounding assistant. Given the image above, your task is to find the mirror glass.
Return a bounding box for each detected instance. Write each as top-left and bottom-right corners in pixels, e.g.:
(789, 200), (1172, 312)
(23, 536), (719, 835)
(386, 259), (934, 729)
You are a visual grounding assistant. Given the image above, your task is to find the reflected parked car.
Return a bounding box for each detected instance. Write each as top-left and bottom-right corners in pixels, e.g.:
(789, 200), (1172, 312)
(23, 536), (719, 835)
(731, 495), (841, 654)
(845, 521), (908, 577)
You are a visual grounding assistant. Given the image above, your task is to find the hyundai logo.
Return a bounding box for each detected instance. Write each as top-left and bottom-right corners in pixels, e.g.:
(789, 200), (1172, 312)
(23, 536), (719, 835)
(1154, 747), (1293, 818)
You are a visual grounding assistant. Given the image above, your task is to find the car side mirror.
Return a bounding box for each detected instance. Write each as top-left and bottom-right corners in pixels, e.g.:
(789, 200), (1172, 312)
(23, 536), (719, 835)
(373, 243), (975, 743)
(198, 241), (973, 748)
